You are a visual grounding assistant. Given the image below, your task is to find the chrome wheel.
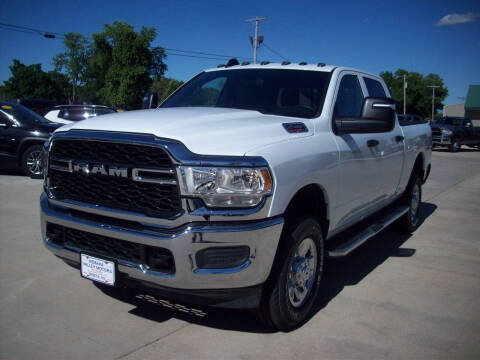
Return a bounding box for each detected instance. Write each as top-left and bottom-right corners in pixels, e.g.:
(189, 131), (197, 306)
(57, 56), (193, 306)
(287, 237), (317, 308)
(26, 150), (43, 175)
(410, 182), (420, 225)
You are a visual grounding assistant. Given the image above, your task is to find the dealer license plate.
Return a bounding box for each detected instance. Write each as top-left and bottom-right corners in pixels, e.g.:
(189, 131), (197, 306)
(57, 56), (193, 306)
(81, 253), (115, 286)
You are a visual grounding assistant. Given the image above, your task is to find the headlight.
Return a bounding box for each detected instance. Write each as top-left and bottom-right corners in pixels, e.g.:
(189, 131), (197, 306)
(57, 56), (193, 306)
(179, 166), (273, 208)
(442, 129), (453, 136)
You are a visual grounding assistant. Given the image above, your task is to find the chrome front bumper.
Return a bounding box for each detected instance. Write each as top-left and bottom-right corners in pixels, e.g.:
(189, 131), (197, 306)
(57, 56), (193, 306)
(40, 193), (284, 290)
(432, 135), (451, 145)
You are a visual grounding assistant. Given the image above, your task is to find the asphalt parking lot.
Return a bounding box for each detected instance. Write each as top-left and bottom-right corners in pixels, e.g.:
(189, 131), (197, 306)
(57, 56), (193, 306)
(1, 148), (480, 360)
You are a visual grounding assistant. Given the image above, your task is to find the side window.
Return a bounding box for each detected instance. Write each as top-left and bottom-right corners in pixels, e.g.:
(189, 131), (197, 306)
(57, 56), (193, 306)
(0, 111), (10, 124)
(364, 77), (386, 98)
(335, 74), (364, 118)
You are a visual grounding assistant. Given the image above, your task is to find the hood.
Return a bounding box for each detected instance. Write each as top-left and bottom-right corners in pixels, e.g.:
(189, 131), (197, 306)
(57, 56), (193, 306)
(55, 107), (313, 156)
(35, 121), (64, 134)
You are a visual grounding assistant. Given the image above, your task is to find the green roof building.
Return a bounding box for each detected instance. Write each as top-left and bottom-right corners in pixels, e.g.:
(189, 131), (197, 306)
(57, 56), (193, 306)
(443, 85), (480, 124)
(466, 85), (480, 125)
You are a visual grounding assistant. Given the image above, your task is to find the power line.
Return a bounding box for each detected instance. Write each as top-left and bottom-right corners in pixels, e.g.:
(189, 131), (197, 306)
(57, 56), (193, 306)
(163, 47), (249, 60)
(0, 22), (248, 61)
(164, 52), (231, 61)
(0, 22), (63, 38)
(262, 42), (289, 61)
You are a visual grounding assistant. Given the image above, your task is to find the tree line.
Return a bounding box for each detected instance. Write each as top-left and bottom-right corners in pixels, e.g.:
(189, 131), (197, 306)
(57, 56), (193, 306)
(0, 21), (448, 117)
(0, 21), (183, 109)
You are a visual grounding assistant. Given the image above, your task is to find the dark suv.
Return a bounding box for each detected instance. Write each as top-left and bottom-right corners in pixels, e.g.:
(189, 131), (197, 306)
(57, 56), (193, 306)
(0, 102), (62, 178)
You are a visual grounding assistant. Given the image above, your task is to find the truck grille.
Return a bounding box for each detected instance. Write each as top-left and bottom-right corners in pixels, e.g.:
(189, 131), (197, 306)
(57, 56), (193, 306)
(48, 139), (182, 218)
(47, 223), (175, 274)
(431, 128), (442, 137)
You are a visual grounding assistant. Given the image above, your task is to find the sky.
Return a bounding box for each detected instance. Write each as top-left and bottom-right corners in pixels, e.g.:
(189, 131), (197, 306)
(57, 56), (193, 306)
(0, 0), (479, 106)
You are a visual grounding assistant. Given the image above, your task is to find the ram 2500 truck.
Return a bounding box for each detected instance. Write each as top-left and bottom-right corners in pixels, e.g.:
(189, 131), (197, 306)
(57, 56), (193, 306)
(41, 63), (432, 330)
(431, 116), (480, 152)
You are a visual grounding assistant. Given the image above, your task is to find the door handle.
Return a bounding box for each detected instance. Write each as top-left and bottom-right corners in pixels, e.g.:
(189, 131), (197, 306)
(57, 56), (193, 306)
(367, 139), (379, 147)
(395, 135), (405, 142)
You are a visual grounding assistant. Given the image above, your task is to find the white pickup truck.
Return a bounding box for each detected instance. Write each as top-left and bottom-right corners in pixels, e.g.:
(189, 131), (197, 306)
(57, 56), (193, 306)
(41, 62), (432, 330)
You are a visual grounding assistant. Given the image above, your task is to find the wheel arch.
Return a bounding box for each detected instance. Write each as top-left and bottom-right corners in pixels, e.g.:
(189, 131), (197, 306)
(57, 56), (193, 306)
(282, 183), (329, 239)
(412, 152), (425, 181)
(16, 138), (48, 166)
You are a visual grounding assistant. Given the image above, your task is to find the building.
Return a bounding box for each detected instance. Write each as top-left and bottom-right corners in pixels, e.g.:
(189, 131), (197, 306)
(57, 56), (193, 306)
(442, 85), (480, 126)
(443, 102), (465, 117)
(465, 85), (480, 123)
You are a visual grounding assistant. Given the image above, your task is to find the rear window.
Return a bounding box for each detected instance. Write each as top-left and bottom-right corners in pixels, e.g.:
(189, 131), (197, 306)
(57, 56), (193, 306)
(95, 108), (115, 116)
(58, 108), (95, 121)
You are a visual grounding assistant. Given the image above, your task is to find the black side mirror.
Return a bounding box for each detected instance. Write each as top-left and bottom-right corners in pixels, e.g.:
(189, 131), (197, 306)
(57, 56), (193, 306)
(142, 92), (158, 109)
(335, 97), (396, 134)
(464, 122), (471, 128)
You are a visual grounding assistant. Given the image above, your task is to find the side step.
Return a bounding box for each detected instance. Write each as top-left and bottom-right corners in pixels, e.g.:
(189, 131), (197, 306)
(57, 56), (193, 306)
(327, 205), (409, 258)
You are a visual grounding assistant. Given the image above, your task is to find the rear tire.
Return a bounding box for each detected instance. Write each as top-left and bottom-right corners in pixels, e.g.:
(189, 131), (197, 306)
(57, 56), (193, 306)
(256, 217), (324, 331)
(21, 144), (44, 179)
(397, 173), (422, 233)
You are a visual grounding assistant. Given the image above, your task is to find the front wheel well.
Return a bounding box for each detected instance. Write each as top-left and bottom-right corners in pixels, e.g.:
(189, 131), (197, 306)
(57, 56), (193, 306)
(17, 140), (47, 166)
(283, 184), (329, 239)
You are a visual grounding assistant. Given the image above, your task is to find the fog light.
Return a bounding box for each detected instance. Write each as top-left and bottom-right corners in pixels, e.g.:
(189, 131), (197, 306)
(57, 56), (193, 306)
(195, 246), (250, 269)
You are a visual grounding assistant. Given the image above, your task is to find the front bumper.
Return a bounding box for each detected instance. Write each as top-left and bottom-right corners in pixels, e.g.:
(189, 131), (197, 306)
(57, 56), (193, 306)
(41, 194), (283, 297)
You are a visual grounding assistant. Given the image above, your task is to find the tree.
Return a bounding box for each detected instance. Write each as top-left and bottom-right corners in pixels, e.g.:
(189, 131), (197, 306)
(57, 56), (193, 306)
(87, 21), (167, 109)
(151, 77), (184, 103)
(1, 59), (70, 102)
(380, 69), (448, 120)
(53, 32), (89, 103)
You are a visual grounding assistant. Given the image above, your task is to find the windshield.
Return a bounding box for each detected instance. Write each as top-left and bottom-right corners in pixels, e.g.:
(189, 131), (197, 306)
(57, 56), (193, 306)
(161, 69), (331, 119)
(1, 103), (53, 125)
(437, 117), (463, 126)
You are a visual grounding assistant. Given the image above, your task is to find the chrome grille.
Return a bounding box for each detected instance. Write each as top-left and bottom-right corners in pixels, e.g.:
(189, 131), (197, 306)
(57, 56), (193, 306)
(48, 139), (182, 218)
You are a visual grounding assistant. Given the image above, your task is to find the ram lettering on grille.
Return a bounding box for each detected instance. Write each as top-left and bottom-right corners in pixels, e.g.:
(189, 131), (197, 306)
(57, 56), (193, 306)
(47, 139), (182, 218)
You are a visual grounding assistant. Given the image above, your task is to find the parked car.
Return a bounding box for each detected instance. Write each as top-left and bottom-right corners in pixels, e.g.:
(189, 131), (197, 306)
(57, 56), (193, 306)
(40, 62), (432, 330)
(44, 105), (118, 124)
(0, 102), (63, 178)
(431, 116), (480, 152)
(10, 98), (59, 116)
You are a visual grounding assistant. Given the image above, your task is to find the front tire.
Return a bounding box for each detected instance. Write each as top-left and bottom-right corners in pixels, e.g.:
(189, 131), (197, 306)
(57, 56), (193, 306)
(257, 217), (324, 331)
(21, 144), (44, 179)
(449, 139), (460, 152)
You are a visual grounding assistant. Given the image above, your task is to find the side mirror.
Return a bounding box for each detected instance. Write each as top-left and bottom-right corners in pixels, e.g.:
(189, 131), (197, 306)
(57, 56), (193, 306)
(464, 122), (472, 128)
(142, 92), (158, 109)
(335, 97), (396, 134)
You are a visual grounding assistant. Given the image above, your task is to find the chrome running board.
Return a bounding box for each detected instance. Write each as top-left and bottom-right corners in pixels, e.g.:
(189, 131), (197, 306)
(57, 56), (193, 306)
(328, 205), (409, 258)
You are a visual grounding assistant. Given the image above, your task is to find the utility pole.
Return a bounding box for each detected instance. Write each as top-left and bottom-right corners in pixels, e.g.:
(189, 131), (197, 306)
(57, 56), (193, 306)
(245, 17), (267, 64)
(403, 74), (407, 115)
(428, 85), (440, 123)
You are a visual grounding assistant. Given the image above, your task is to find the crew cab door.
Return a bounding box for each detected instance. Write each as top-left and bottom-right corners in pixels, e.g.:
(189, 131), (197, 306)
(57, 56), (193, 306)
(331, 72), (404, 230)
(361, 75), (404, 198)
(462, 119), (475, 144)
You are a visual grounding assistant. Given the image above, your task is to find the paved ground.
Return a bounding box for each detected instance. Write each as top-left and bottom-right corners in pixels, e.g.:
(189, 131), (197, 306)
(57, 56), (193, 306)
(1, 148), (480, 360)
